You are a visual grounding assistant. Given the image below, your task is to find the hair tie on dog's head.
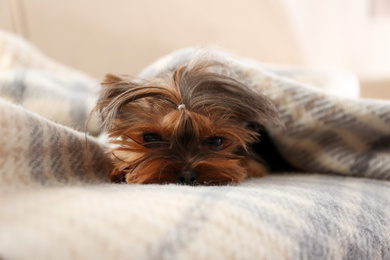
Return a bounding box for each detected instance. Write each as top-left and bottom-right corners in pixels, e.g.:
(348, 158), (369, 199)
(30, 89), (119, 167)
(178, 104), (186, 110)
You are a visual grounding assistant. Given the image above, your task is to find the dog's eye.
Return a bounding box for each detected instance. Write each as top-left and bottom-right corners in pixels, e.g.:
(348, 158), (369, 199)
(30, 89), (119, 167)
(142, 133), (164, 148)
(204, 136), (225, 150)
(143, 133), (163, 143)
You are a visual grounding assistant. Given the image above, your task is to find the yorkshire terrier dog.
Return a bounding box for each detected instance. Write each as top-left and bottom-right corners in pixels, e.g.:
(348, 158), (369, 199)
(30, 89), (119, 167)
(95, 52), (287, 185)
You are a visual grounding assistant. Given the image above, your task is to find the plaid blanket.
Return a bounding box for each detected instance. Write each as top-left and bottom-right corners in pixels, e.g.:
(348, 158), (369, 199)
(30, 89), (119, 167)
(0, 31), (389, 260)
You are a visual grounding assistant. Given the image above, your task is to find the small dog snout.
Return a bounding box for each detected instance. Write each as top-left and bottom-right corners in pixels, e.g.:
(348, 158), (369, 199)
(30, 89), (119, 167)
(176, 169), (198, 185)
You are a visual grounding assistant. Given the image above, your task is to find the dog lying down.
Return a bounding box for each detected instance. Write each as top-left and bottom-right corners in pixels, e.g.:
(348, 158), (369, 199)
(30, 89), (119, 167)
(93, 51), (294, 185)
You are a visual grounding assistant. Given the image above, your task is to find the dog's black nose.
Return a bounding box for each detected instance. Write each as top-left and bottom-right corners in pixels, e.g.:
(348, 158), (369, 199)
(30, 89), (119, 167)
(176, 169), (198, 185)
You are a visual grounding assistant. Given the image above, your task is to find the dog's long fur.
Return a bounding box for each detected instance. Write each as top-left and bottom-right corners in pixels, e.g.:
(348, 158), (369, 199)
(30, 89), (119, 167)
(94, 55), (283, 185)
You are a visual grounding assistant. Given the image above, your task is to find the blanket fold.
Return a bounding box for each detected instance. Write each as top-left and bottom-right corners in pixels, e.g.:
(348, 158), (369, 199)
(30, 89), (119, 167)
(0, 98), (111, 188)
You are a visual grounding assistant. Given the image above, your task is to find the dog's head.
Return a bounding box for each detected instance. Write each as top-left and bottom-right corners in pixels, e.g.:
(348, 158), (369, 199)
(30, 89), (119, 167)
(95, 58), (281, 185)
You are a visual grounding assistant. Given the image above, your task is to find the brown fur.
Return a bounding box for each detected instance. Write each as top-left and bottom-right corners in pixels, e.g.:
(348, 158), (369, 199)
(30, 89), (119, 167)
(94, 57), (282, 185)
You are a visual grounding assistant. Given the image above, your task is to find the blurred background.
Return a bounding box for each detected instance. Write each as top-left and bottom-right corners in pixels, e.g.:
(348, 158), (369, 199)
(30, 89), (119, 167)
(1, 0), (389, 98)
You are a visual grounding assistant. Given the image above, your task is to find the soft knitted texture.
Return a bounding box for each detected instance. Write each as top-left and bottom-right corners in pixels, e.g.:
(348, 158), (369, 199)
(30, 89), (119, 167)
(0, 31), (389, 260)
(1, 175), (389, 260)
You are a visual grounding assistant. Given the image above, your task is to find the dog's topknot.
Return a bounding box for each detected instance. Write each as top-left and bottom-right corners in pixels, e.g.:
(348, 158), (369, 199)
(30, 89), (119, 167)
(96, 54), (280, 134)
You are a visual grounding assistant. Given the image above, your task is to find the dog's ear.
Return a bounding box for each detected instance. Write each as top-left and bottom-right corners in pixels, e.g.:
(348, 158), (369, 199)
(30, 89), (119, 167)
(94, 74), (139, 132)
(98, 74), (131, 106)
(104, 73), (123, 84)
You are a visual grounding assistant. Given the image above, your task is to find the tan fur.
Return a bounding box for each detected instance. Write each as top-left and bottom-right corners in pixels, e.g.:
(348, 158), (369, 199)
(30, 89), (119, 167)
(243, 157), (268, 177)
